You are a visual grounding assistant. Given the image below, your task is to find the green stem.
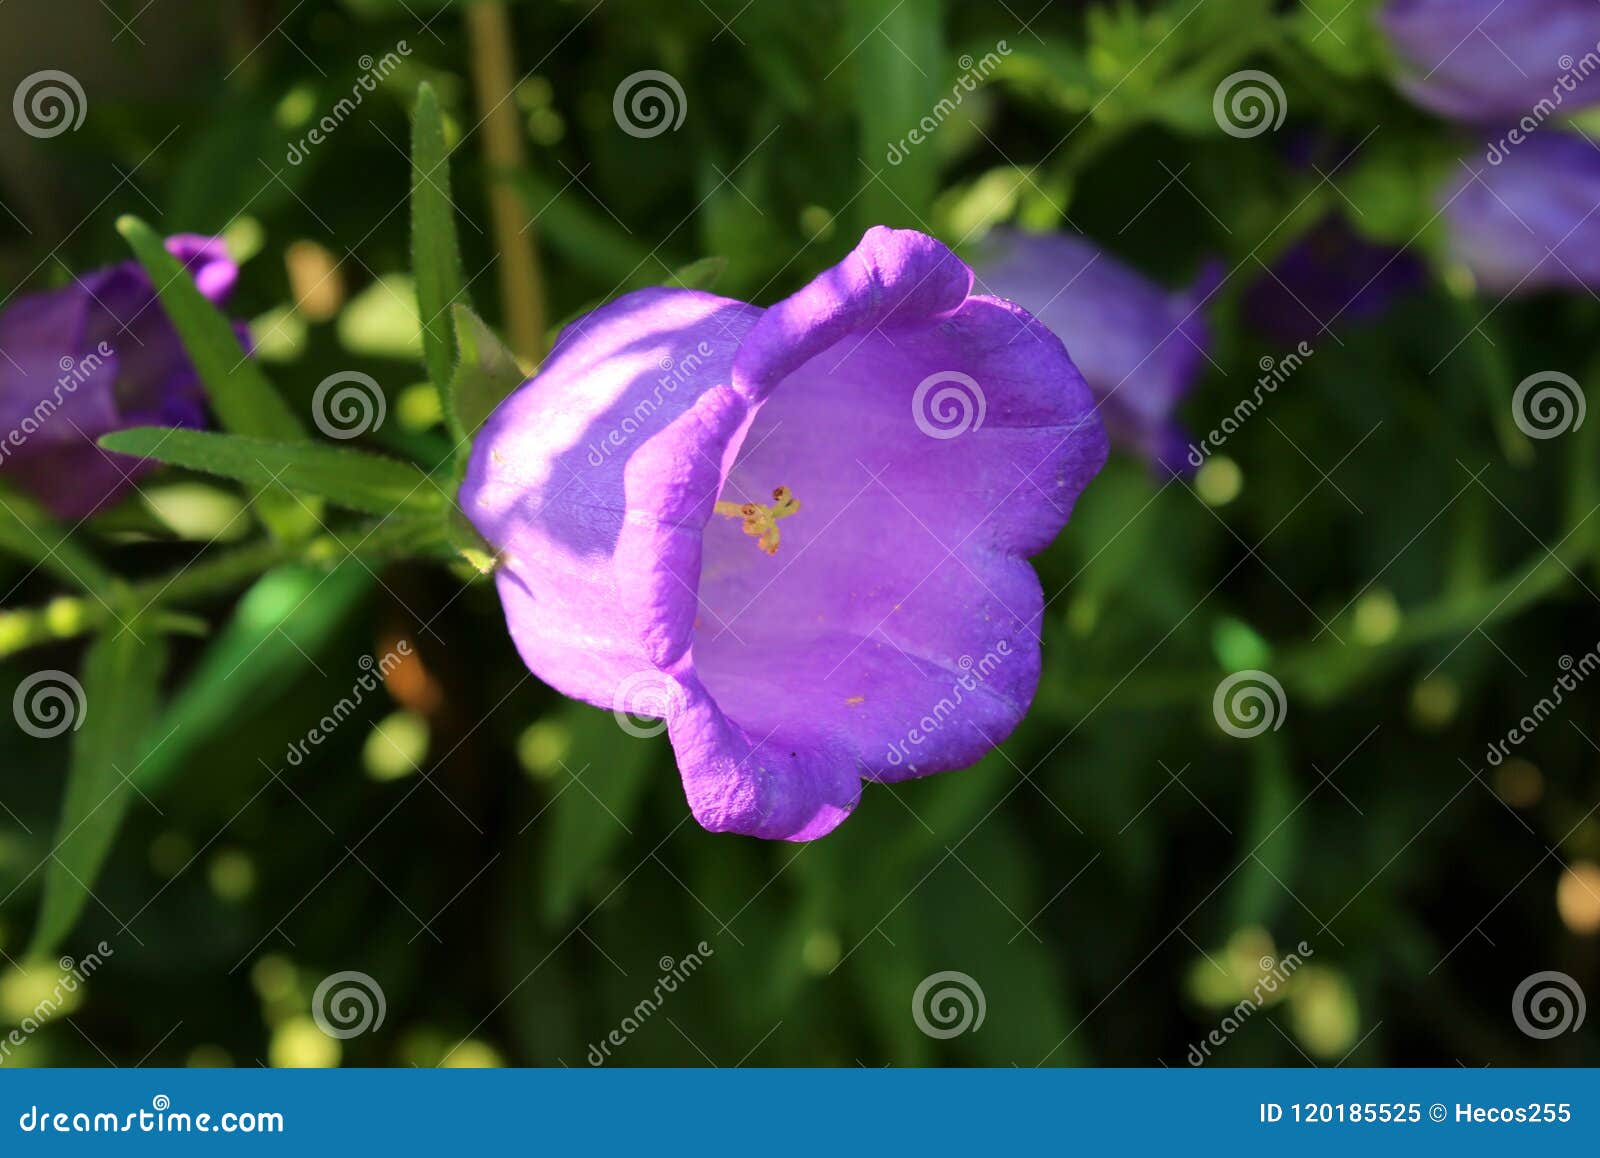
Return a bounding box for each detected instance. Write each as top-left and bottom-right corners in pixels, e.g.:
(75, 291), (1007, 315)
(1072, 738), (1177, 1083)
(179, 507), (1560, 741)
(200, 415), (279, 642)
(466, 0), (547, 366)
(0, 514), (451, 660)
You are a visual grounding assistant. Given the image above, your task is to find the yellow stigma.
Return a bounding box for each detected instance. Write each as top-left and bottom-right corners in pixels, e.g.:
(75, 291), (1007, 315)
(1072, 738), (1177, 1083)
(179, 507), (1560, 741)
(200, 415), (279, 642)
(714, 485), (801, 556)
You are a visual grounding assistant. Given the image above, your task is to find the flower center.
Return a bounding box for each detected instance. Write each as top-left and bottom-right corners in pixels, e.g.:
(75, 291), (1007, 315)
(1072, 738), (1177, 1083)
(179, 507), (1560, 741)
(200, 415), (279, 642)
(713, 485), (801, 556)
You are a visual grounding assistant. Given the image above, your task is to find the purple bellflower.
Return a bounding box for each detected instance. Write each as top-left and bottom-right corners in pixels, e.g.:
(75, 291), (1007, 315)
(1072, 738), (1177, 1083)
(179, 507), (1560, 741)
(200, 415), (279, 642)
(969, 227), (1217, 476)
(1441, 132), (1600, 295)
(1380, 0), (1600, 122)
(462, 227), (1107, 840)
(0, 235), (238, 520)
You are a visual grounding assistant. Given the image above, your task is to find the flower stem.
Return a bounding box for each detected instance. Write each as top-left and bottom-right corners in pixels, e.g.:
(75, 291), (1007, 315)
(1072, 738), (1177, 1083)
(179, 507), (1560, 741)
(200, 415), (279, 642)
(466, 0), (548, 365)
(0, 515), (449, 660)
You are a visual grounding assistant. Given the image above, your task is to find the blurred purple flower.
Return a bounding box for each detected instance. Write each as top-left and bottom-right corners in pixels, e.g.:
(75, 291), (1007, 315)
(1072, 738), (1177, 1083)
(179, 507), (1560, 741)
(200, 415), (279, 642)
(0, 235), (238, 519)
(970, 227), (1217, 476)
(461, 227), (1107, 840)
(1380, 0), (1600, 121)
(1441, 132), (1600, 294)
(1244, 216), (1424, 344)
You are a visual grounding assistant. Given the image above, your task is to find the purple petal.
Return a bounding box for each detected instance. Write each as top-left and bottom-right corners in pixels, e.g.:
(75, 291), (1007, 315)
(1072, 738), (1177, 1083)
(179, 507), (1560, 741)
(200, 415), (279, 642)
(462, 227), (1108, 840)
(1381, 0), (1600, 122)
(1442, 133), (1600, 295)
(0, 285), (125, 518)
(0, 234), (239, 519)
(970, 227), (1213, 476)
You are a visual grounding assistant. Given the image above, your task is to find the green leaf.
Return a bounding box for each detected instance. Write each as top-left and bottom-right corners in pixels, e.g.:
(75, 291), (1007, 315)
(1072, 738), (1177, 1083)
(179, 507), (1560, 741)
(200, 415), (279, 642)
(412, 82), (469, 405)
(117, 215), (315, 541)
(29, 626), (170, 956)
(135, 562), (374, 794)
(99, 428), (443, 517)
(536, 703), (660, 926)
(448, 304), (526, 441)
(115, 216), (303, 442)
(0, 482), (115, 593)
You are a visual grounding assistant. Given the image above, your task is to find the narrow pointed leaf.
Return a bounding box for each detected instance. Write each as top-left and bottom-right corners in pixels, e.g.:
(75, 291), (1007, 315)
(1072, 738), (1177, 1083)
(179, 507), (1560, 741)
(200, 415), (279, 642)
(29, 627), (169, 956)
(115, 216), (303, 442)
(412, 82), (468, 408)
(448, 304), (526, 440)
(99, 428), (442, 517)
(117, 215), (315, 540)
(135, 561), (374, 794)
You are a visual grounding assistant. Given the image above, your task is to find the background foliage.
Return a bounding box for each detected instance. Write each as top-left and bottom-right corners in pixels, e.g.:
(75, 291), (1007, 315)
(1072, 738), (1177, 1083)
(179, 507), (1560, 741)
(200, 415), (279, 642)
(1, 0), (1598, 1066)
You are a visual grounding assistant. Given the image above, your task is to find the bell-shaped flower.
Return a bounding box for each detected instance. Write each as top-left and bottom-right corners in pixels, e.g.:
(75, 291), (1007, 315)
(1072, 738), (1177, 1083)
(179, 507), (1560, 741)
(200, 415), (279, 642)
(1441, 133), (1600, 295)
(0, 235), (239, 519)
(461, 227), (1107, 840)
(1380, 0), (1600, 121)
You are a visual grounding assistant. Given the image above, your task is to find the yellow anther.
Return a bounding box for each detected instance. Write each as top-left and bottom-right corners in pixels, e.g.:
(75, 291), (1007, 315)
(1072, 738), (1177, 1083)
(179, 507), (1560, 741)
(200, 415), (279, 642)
(715, 485), (801, 556)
